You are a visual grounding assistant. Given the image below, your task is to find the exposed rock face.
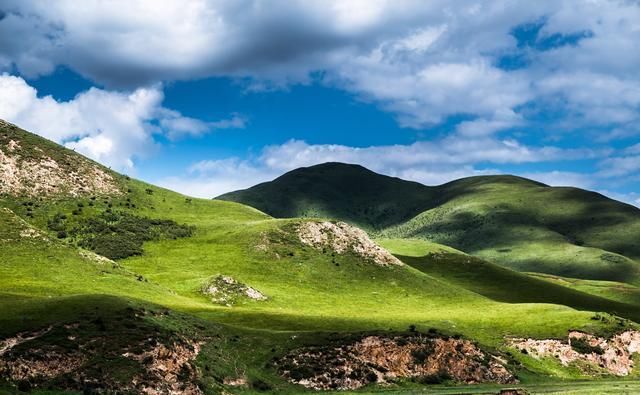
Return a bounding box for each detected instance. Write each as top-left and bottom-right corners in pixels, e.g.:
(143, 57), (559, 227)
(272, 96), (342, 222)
(0, 120), (121, 197)
(509, 330), (640, 376)
(276, 334), (515, 390)
(125, 341), (203, 395)
(297, 221), (402, 266)
(201, 275), (267, 306)
(0, 318), (204, 394)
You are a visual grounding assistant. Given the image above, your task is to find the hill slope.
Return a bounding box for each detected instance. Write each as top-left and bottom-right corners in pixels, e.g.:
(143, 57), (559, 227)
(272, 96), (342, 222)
(218, 163), (640, 283)
(3, 121), (640, 392)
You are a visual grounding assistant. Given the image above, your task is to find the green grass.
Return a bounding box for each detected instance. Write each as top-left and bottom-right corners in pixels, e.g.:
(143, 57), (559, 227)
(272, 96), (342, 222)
(3, 124), (640, 392)
(528, 273), (640, 306)
(377, 238), (640, 323)
(219, 163), (640, 284)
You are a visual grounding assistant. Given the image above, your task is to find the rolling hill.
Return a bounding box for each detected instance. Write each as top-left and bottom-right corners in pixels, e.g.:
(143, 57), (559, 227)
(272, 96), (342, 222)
(218, 162), (640, 284)
(3, 121), (640, 393)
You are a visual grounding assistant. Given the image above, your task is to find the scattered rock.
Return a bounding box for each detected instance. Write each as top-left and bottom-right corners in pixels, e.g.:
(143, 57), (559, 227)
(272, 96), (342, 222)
(275, 334), (515, 390)
(297, 221), (402, 266)
(201, 275), (267, 305)
(509, 330), (640, 376)
(223, 376), (248, 386)
(79, 249), (117, 265)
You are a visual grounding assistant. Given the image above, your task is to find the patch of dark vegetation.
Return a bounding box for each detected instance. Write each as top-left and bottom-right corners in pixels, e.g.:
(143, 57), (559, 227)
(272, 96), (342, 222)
(68, 212), (194, 259)
(570, 337), (604, 355)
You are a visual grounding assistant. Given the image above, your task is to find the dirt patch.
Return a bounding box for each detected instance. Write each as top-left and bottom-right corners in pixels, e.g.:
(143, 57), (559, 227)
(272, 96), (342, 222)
(275, 334), (515, 390)
(298, 221), (402, 266)
(509, 330), (640, 376)
(201, 275), (267, 306)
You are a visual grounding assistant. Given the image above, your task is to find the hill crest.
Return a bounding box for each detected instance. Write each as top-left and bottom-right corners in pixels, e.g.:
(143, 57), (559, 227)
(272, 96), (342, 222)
(0, 120), (122, 198)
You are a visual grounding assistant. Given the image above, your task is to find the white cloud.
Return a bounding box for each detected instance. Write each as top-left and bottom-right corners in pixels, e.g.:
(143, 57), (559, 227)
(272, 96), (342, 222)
(159, 111), (246, 140)
(520, 171), (595, 189)
(1, 1), (639, 134)
(595, 190), (640, 208)
(598, 155), (640, 178)
(0, 74), (241, 170)
(156, 138), (604, 198)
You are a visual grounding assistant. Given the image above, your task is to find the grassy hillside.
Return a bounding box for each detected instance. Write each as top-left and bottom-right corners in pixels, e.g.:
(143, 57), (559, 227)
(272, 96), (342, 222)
(378, 238), (640, 322)
(3, 122), (640, 393)
(219, 163), (640, 284)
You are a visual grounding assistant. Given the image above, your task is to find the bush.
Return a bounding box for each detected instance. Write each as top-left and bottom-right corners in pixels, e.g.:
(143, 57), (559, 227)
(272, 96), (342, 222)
(416, 371), (451, 384)
(74, 212), (194, 260)
(570, 337), (604, 355)
(57, 230), (67, 239)
(411, 346), (432, 364)
(48, 213), (67, 232)
(251, 379), (272, 392)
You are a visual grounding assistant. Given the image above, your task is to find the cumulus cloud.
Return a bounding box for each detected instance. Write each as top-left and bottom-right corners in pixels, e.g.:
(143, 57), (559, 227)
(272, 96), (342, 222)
(156, 138), (604, 198)
(1, 1), (639, 134)
(0, 74), (243, 170)
(1, 1), (638, 203)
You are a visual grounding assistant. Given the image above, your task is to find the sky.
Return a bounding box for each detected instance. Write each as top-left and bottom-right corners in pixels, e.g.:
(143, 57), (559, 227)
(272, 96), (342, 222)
(0, 1), (639, 205)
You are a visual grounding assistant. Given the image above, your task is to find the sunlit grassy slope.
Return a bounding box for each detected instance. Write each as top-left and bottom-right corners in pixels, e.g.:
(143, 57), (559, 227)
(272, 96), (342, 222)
(3, 123), (640, 392)
(377, 238), (640, 322)
(219, 163), (640, 283)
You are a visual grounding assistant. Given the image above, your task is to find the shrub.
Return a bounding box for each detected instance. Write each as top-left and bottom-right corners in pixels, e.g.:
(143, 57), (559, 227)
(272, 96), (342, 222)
(570, 337), (604, 355)
(73, 212), (194, 260)
(57, 231), (67, 239)
(411, 346), (432, 364)
(416, 370), (451, 384)
(251, 379), (272, 392)
(145, 188), (154, 195)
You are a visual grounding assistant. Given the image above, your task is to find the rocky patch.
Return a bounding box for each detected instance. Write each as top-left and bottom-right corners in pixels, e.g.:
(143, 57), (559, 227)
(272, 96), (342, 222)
(0, 310), (204, 394)
(0, 120), (121, 198)
(201, 275), (267, 306)
(275, 334), (515, 390)
(509, 330), (640, 376)
(297, 221), (402, 266)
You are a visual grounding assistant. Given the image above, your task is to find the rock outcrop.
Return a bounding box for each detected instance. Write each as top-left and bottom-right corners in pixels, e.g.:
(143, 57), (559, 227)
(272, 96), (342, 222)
(0, 120), (121, 198)
(201, 275), (267, 306)
(510, 330), (640, 376)
(276, 334), (515, 390)
(297, 221), (402, 266)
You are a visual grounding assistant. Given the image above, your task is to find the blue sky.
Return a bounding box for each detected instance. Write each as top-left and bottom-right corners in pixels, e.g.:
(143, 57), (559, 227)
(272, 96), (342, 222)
(0, 1), (639, 204)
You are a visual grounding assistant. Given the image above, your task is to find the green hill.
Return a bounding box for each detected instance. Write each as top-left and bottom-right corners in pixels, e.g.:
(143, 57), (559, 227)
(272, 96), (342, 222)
(3, 121), (640, 393)
(217, 162), (440, 229)
(218, 163), (640, 283)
